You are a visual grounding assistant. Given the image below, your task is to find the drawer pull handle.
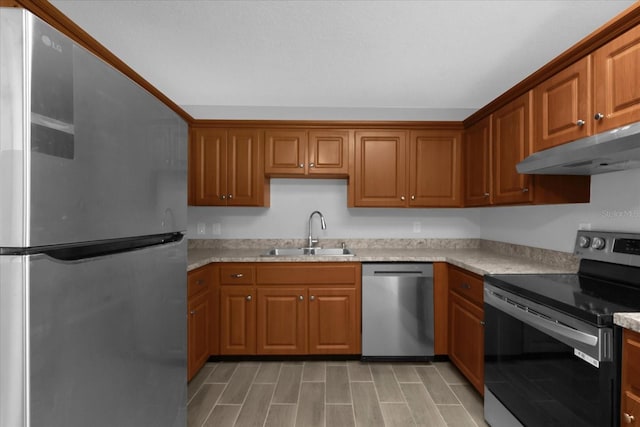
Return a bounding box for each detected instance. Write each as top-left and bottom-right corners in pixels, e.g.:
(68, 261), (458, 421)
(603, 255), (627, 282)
(196, 279), (205, 285)
(623, 413), (635, 424)
(190, 310), (196, 315)
(231, 273), (244, 278)
(461, 283), (471, 290)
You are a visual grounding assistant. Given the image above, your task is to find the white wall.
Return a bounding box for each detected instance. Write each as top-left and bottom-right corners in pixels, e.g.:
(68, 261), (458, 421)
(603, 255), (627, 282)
(187, 169), (640, 253)
(478, 168), (640, 252)
(188, 179), (482, 239)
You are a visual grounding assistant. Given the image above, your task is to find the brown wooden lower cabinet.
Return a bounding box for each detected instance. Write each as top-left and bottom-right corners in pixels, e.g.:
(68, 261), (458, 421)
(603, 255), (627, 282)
(218, 262), (361, 356)
(187, 266), (213, 381)
(219, 285), (256, 355)
(308, 287), (359, 354)
(622, 328), (640, 426)
(256, 287), (307, 354)
(448, 265), (484, 395)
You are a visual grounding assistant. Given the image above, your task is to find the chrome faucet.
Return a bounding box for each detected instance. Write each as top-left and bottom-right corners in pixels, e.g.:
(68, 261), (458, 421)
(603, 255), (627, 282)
(307, 211), (326, 248)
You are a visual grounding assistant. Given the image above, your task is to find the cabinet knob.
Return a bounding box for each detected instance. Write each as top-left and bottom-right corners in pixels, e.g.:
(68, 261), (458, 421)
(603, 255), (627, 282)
(576, 119), (585, 127)
(231, 273), (244, 278)
(623, 413), (635, 424)
(522, 188), (529, 193)
(411, 195), (415, 200)
(594, 112), (604, 120)
(220, 195), (226, 200)
(228, 194), (233, 199)
(310, 295), (315, 301)
(483, 192), (490, 197)
(480, 321), (485, 326)
(299, 163), (304, 168)
(400, 196), (405, 201)
(299, 295), (304, 301)
(246, 295), (252, 301)
(190, 310), (196, 315)
(309, 163), (315, 168)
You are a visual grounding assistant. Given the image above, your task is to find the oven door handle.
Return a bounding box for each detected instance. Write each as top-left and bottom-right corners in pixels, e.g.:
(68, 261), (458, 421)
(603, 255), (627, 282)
(484, 288), (598, 348)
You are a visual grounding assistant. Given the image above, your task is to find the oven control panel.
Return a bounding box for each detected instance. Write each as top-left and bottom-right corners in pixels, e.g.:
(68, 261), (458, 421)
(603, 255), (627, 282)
(575, 230), (640, 267)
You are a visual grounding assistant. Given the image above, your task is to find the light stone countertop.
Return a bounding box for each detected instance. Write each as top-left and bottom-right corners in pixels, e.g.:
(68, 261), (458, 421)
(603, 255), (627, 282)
(614, 313), (640, 334)
(188, 239), (640, 327)
(188, 246), (577, 276)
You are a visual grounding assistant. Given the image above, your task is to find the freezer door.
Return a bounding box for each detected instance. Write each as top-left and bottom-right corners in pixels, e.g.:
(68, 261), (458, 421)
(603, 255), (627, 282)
(1, 238), (187, 427)
(0, 11), (187, 247)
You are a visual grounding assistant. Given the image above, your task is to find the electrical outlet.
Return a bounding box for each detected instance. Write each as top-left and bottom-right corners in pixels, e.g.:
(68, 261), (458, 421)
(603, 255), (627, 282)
(211, 223), (221, 235)
(413, 221), (421, 233)
(197, 223), (206, 235)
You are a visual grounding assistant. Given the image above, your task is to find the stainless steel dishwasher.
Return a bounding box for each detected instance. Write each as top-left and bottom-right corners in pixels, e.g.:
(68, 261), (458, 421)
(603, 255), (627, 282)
(362, 263), (434, 360)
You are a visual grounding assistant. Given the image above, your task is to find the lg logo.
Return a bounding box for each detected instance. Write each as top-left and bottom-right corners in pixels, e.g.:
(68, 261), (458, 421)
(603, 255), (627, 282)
(41, 35), (62, 53)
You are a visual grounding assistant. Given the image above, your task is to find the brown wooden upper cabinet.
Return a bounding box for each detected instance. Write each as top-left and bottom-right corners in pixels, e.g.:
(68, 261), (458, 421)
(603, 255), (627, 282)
(465, 94), (591, 207)
(351, 129), (462, 207)
(593, 24), (640, 133)
(409, 130), (463, 207)
(534, 24), (640, 152)
(464, 117), (491, 206)
(534, 56), (592, 152)
(491, 92), (534, 205)
(190, 127), (269, 206)
(264, 129), (350, 177)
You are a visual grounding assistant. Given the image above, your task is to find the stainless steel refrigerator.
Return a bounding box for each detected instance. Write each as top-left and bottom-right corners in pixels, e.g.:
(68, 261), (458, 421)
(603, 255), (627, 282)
(1, 8), (188, 427)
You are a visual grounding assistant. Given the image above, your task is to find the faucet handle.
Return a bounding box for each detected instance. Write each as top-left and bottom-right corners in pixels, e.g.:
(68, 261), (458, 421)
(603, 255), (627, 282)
(341, 241), (347, 249)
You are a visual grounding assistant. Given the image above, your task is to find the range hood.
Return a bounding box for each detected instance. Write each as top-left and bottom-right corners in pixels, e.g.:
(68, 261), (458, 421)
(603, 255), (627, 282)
(517, 121), (640, 175)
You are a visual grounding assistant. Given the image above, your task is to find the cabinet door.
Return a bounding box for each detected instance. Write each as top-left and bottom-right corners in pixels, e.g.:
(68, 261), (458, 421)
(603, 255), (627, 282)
(187, 291), (210, 381)
(622, 328), (640, 426)
(353, 131), (407, 207)
(408, 130), (462, 207)
(464, 117), (491, 206)
(308, 130), (350, 176)
(256, 287), (307, 354)
(227, 129), (263, 206)
(308, 287), (360, 354)
(491, 92), (533, 205)
(220, 286), (256, 355)
(191, 128), (227, 206)
(264, 130), (308, 175)
(594, 24), (640, 133)
(448, 291), (484, 395)
(534, 56), (592, 152)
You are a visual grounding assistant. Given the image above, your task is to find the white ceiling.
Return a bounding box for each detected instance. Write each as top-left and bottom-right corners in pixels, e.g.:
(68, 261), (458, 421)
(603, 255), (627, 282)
(50, 0), (636, 121)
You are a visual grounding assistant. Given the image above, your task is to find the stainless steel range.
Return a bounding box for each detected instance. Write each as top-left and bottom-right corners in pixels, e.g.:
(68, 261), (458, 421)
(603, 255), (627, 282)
(483, 230), (640, 427)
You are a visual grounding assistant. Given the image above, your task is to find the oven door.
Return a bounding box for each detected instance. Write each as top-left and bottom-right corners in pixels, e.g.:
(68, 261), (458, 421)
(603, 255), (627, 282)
(484, 284), (615, 427)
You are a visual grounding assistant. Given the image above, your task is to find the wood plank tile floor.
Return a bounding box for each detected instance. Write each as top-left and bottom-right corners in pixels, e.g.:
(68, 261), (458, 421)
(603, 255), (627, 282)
(188, 360), (488, 427)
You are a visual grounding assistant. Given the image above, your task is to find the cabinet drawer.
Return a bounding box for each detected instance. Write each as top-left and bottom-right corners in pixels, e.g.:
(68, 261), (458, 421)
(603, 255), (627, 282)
(220, 265), (255, 285)
(188, 267), (210, 298)
(256, 263), (359, 285)
(449, 265), (483, 307)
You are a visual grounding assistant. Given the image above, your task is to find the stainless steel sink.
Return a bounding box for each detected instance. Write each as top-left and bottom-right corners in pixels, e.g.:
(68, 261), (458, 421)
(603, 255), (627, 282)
(262, 247), (355, 257)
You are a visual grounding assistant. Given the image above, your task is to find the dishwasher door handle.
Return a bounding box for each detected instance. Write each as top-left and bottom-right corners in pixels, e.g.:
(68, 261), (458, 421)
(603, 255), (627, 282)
(371, 271), (428, 276)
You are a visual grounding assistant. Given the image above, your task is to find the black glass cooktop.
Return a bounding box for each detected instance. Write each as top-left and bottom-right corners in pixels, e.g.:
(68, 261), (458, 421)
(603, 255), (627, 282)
(485, 260), (640, 326)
